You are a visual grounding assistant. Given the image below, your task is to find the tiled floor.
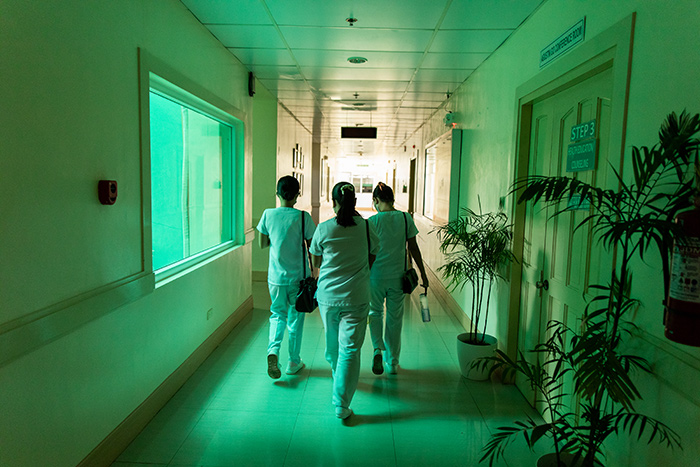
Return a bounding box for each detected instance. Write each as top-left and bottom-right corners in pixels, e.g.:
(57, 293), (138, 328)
(112, 281), (543, 467)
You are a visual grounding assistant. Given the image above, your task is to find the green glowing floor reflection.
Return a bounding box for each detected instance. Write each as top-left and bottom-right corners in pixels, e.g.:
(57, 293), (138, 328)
(113, 281), (543, 467)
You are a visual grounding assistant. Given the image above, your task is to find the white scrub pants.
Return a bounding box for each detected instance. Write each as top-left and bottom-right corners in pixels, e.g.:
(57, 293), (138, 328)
(268, 283), (305, 365)
(319, 303), (369, 410)
(368, 276), (405, 366)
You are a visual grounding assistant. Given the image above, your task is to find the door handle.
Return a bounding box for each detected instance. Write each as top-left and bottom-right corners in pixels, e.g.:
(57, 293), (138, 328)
(535, 279), (549, 291)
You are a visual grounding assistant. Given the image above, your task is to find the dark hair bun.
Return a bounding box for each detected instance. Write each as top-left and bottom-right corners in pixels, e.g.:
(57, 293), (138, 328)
(332, 181), (357, 227)
(373, 182), (394, 203)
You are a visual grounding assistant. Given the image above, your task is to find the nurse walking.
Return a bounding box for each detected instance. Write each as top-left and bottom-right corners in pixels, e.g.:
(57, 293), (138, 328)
(368, 182), (429, 375)
(310, 182), (379, 419)
(257, 176), (316, 379)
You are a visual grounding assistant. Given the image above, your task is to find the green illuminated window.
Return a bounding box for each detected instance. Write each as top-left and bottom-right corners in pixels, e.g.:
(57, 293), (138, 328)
(149, 76), (237, 274)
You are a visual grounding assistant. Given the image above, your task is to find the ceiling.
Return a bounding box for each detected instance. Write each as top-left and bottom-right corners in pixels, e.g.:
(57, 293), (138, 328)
(180, 0), (543, 159)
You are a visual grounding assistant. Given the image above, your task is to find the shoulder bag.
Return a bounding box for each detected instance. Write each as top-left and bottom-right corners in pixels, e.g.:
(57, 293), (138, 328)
(295, 212), (318, 313)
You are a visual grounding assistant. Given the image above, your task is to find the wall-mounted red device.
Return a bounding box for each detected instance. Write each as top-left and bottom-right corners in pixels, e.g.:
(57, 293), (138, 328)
(98, 180), (118, 205)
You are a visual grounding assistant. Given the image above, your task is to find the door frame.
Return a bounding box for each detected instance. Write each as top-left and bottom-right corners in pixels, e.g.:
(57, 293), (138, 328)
(408, 156), (417, 214)
(505, 14), (636, 358)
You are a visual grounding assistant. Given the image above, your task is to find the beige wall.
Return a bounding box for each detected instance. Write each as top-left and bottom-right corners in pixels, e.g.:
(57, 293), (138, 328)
(276, 105), (314, 213)
(411, 0), (700, 465)
(0, 1), (255, 465)
(251, 105), (313, 278)
(252, 82), (279, 275)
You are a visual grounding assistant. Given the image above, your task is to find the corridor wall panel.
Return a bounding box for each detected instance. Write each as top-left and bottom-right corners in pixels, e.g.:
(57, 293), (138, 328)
(0, 0), (255, 465)
(251, 82), (279, 277)
(413, 1), (700, 466)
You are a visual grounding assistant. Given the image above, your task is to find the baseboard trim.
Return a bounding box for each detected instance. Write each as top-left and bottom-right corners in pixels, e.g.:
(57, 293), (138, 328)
(78, 295), (254, 467)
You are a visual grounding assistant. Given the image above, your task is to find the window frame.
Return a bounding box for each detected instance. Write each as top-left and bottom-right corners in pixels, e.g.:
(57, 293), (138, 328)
(142, 67), (244, 284)
(422, 129), (463, 224)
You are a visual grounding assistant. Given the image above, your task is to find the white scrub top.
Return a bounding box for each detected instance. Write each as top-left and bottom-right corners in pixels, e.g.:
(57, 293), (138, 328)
(310, 215), (380, 307)
(369, 210), (419, 280)
(257, 207), (316, 286)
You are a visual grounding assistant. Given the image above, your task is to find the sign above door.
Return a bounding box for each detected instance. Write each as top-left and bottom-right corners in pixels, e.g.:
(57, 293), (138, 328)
(540, 18), (586, 68)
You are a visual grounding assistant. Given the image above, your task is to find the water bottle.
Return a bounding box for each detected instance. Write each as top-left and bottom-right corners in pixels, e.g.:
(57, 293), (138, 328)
(419, 289), (431, 322)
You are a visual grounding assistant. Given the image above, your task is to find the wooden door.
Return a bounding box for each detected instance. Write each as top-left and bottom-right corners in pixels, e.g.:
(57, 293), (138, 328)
(517, 67), (614, 405)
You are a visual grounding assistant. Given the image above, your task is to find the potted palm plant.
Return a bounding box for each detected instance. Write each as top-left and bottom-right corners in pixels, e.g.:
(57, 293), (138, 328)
(480, 317), (681, 467)
(434, 202), (516, 380)
(476, 111), (698, 466)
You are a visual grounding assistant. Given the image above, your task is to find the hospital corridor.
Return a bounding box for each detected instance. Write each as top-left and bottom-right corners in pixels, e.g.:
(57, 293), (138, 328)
(3, 1), (700, 466)
(111, 280), (540, 467)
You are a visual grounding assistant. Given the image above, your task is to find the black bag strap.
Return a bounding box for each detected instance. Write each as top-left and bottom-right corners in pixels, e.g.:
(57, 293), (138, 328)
(403, 212), (409, 271)
(366, 218), (370, 260)
(301, 211), (306, 277)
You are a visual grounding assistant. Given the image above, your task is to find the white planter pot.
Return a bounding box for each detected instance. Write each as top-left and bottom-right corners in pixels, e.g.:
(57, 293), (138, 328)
(456, 332), (497, 380)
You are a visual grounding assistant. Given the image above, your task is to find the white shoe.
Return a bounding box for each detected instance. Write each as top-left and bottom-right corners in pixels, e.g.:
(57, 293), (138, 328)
(286, 361), (305, 375)
(336, 407), (353, 419)
(387, 363), (398, 375)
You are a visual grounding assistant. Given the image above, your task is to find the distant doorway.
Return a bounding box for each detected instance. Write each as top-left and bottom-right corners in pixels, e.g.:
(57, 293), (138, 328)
(408, 157), (417, 214)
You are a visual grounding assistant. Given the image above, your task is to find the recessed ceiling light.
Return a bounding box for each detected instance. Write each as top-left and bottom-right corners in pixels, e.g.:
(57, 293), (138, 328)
(347, 56), (368, 64)
(330, 96), (341, 100)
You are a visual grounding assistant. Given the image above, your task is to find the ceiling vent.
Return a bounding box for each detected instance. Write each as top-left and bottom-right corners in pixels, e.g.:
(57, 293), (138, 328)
(347, 56), (368, 64)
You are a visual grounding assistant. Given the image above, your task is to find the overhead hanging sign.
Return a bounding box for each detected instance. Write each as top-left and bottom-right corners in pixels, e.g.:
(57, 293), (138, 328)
(540, 18), (586, 68)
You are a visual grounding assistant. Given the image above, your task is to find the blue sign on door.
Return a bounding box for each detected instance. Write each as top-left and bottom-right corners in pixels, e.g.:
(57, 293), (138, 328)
(570, 120), (596, 142)
(567, 119), (597, 172)
(566, 140), (597, 172)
